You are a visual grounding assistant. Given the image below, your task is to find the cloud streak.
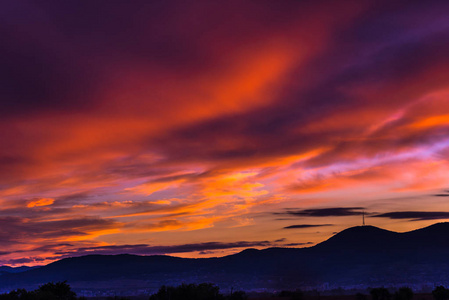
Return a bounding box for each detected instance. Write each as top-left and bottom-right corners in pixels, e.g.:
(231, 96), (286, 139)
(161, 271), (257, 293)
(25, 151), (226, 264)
(372, 211), (449, 221)
(283, 224), (333, 229)
(55, 240), (278, 257)
(280, 208), (364, 217)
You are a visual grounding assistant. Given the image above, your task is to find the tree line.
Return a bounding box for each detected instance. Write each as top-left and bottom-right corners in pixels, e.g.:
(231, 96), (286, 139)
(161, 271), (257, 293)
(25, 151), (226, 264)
(0, 281), (76, 300)
(0, 281), (247, 300)
(1, 282), (449, 300)
(367, 286), (449, 300)
(149, 283), (247, 300)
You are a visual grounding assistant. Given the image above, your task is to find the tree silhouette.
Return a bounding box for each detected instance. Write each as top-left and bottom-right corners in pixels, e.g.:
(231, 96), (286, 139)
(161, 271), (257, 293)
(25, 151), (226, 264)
(279, 290), (304, 300)
(227, 291), (247, 300)
(371, 288), (391, 300)
(356, 292), (367, 300)
(433, 286), (449, 300)
(394, 287), (413, 300)
(0, 289), (32, 300)
(35, 281), (76, 300)
(0, 281), (76, 300)
(149, 283), (222, 300)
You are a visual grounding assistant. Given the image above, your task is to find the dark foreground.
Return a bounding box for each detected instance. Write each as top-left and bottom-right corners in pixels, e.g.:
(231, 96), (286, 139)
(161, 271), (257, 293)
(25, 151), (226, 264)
(2, 281), (449, 300)
(4, 223), (449, 293)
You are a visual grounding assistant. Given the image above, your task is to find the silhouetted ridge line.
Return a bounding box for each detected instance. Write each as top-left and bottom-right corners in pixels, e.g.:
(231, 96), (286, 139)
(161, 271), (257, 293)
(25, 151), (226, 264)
(2, 222), (449, 292)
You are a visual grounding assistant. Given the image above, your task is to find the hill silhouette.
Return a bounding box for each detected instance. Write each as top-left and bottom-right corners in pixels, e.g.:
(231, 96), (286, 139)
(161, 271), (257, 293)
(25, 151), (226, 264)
(0, 266), (36, 275)
(2, 223), (449, 293)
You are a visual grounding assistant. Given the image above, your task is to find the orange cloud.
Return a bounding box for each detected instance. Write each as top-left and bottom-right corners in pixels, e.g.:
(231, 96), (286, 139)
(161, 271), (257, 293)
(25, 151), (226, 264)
(410, 114), (449, 129)
(27, 198), (54, 208)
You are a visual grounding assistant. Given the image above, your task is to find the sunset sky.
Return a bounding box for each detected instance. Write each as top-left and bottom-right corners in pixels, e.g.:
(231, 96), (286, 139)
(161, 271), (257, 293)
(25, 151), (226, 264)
(1, 0), (449, 266)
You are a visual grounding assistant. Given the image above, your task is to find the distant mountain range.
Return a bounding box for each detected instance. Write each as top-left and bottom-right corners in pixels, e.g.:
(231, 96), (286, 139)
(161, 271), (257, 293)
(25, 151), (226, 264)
(2, 223), (449, 295)
(0, 266), (37, 275)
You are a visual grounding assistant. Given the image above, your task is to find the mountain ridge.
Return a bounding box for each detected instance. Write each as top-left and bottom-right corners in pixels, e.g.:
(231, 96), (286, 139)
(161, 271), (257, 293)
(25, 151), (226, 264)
(2, 222), (449, 293)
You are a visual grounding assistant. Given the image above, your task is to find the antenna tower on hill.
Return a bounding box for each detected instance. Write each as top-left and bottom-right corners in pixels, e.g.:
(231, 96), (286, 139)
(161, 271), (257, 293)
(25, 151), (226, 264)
(362, 211), (366, 226)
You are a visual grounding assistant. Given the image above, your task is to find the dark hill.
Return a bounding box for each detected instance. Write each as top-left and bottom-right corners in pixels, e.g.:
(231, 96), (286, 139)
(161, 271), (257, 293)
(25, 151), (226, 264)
(403, 222), (449, 245)
(314, 225), (399, 252)
(2, 223), (449, 293)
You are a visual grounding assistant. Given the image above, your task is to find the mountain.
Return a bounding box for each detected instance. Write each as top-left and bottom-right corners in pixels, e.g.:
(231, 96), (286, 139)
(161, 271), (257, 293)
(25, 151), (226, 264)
(0, 266), (38, 275)
(2, 223), (449, 294)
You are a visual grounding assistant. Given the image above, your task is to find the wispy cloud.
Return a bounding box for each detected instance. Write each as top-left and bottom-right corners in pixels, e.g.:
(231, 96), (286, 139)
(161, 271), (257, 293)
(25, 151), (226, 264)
(283, 224), (333, 229)
(372, 211), (449, 221)
(55, 240), (277, 257)
(279, 208), (364, 217)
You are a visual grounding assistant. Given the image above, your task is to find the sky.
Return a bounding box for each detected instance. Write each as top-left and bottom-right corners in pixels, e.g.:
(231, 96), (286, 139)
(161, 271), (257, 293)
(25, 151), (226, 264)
(1, 0), (449, 266)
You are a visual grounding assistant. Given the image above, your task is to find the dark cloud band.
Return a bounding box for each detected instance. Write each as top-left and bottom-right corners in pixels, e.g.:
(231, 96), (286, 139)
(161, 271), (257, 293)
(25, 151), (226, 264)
(373, 211), (449, 221)
(283, 224), (333, 229)
(279, 207), (364, 217)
